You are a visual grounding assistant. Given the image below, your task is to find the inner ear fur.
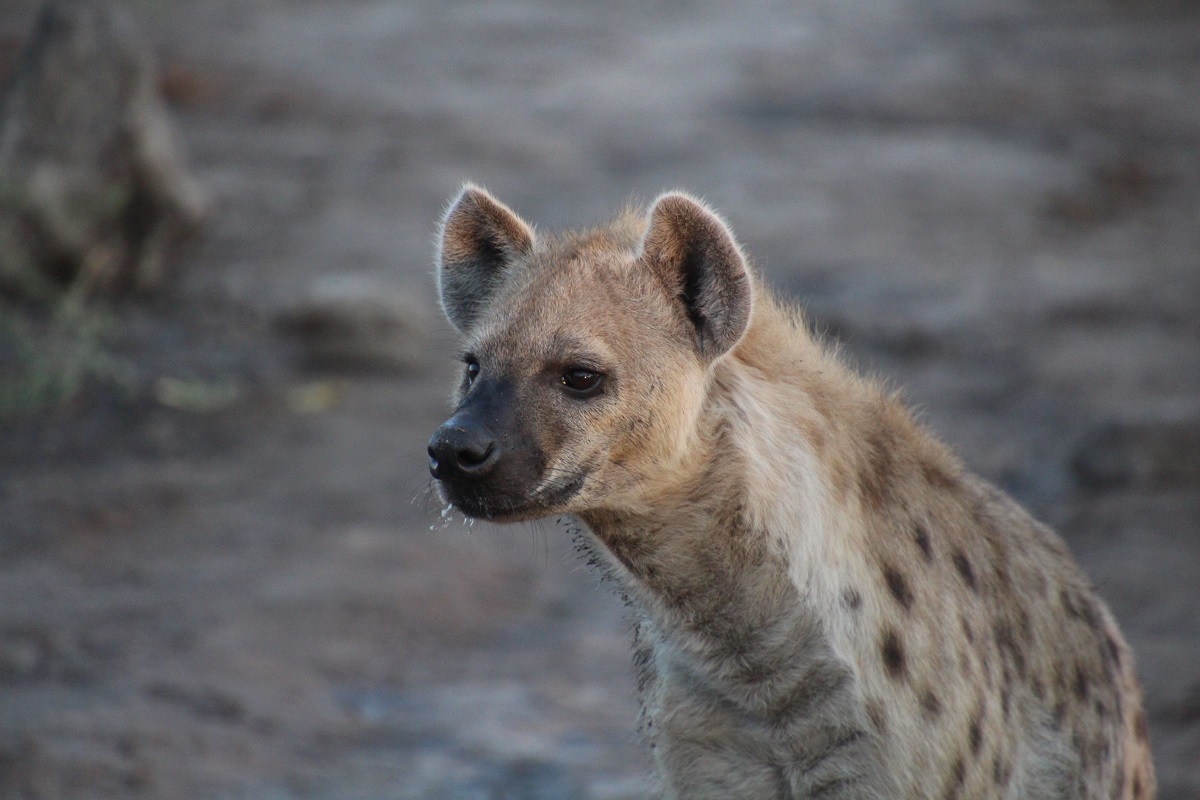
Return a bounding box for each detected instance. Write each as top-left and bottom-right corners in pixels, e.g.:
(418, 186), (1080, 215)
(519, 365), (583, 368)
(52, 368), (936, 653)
(438, 184), (536, 333)
(640, 192), (753, 362)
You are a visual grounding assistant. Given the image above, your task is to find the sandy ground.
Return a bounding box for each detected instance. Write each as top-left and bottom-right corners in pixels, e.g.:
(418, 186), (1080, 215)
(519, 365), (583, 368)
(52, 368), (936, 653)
(1, 0), (1199, 797)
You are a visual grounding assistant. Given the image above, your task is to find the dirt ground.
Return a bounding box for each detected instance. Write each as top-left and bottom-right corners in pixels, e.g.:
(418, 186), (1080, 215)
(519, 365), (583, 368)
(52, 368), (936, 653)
(2, 0), (1199, 797)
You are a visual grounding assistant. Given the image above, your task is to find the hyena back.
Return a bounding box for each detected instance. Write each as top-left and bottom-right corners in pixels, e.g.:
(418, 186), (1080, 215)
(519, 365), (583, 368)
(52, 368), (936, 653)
(427, 185), (1155, 799)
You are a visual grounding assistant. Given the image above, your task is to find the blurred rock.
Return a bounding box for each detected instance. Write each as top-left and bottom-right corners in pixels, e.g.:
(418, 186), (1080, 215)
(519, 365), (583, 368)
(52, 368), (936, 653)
(145, 681), (246, 724)
(1071, 417), (1200, 491)
(1041, 154), (1160, 228)
(277, 274), (432, 373)
(0, 0), (209, 298)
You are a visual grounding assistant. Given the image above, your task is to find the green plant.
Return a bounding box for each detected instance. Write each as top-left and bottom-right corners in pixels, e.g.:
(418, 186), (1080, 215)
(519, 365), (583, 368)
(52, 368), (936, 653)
(0, 285), (132, 419)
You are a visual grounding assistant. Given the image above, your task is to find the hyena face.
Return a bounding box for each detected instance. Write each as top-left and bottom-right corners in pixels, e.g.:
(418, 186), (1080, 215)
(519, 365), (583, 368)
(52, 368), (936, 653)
(428, 185), (753, 521)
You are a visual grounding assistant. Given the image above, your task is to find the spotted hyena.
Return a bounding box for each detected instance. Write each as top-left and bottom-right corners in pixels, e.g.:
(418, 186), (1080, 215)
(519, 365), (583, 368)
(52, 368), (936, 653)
(426, 185), (1156, 799)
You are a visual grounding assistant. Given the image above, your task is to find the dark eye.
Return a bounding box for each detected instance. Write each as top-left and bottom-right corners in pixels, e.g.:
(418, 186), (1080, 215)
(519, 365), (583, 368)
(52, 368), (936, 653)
(464, 358), (480, 384)
(561, 367), (604, 395)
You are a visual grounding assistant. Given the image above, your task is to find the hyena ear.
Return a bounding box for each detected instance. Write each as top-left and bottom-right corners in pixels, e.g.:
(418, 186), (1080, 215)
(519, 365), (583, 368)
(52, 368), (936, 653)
(437, 184), (536, 333)
(640, 192), (753, 362)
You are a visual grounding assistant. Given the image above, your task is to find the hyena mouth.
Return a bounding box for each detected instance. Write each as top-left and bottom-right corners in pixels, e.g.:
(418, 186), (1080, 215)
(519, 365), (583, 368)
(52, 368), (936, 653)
(444, 471), (588, 523)
(531, 470), (588, 506)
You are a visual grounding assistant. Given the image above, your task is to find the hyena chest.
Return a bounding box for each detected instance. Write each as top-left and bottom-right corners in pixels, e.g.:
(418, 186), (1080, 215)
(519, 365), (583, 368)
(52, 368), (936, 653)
(633, 609), (892, 799)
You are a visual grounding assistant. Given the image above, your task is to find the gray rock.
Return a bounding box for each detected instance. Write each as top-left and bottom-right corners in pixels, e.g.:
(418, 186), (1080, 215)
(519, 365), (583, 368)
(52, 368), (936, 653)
(277, 274), (433, 373)
(0, 0), (209, 298)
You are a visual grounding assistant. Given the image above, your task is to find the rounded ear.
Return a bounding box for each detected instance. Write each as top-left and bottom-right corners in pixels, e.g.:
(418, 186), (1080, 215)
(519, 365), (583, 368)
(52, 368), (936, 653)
(639, 192), (753, 362)
(437, 184), (536, 333)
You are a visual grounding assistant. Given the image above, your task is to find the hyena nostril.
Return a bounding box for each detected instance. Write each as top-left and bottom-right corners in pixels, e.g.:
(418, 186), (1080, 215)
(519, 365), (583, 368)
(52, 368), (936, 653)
(456, 441), (494, 469)
(428, 424), (498, 479)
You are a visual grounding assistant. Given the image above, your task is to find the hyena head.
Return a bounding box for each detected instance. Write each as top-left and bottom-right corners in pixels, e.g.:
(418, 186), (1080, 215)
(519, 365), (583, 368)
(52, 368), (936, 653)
(427, 184), (753, 521)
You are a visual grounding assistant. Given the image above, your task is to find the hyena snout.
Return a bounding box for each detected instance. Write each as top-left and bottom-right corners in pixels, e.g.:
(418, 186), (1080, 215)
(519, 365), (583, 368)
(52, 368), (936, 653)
(427, 378), (554, 520)
(427, 415), (500, 481)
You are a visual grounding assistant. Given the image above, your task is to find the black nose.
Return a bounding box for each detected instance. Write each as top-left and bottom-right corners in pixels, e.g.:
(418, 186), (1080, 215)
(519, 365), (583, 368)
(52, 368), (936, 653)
(428, 421), (499, 480)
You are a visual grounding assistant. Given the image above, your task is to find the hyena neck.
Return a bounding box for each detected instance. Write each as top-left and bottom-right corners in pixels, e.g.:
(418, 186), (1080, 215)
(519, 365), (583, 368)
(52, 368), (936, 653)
(581, 291), (930, 643)
(578, 366), (838, 677)
(580, 485), (817, 693)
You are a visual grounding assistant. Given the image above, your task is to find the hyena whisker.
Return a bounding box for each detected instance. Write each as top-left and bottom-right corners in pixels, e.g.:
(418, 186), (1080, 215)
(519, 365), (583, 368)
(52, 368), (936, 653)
(410, 479), (443, 514)
(523, 517), (553, 566)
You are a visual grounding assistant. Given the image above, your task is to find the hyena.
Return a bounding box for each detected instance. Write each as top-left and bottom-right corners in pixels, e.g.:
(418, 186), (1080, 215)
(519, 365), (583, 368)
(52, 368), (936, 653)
(426, 184), (1155, 799)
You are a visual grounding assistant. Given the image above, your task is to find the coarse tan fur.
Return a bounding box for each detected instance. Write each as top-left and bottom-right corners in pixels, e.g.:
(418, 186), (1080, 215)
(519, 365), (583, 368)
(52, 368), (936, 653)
(428, 184), (1156, 799)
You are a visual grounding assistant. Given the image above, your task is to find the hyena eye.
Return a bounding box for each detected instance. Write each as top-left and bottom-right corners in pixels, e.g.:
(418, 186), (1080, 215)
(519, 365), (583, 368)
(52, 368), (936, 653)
(464, 358), (480, 384)
(561, 367), (604, 396)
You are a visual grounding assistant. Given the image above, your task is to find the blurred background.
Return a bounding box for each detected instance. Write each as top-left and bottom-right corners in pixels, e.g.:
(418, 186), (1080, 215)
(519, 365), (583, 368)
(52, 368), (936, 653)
(1, 0), (1198, 797)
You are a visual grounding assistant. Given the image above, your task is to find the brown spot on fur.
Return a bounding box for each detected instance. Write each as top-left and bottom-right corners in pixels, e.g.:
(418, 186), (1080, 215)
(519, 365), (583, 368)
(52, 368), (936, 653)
(1012, 646), (1028, 680)
(1060, 587), (1080, 618)
(943, 756), (966, 799)
(1062, 587), (1100, 630)
(1134, 709), (1149, 741)
(1106, 634), (1123, 670)
(961, 616), (975, 644)
(993, 620), (1027, 680)
(994, 564), (1012, 590)
(842, 587), (863, 611)
(969, 709), (984, 756)
(1133, 773), (1144, 799)
(952, 549), (978, 593)
(920, 457), (957, 490)
(859, 427), (899, 509)
(913, 523), (934, 561)
(1074, 664), (1090, 701)
(1016, 606), (1031, 641)
(1053, 660), (1069, 694)
(921, 688), (942, 719)
(992, 756), (1008, 786)
(883, 564), (914, 610)
(865, 698), (888, 734)
(1097, 641), (1116, 679)
(829, 461), (853, 502)
(881, 629), (907, 680)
